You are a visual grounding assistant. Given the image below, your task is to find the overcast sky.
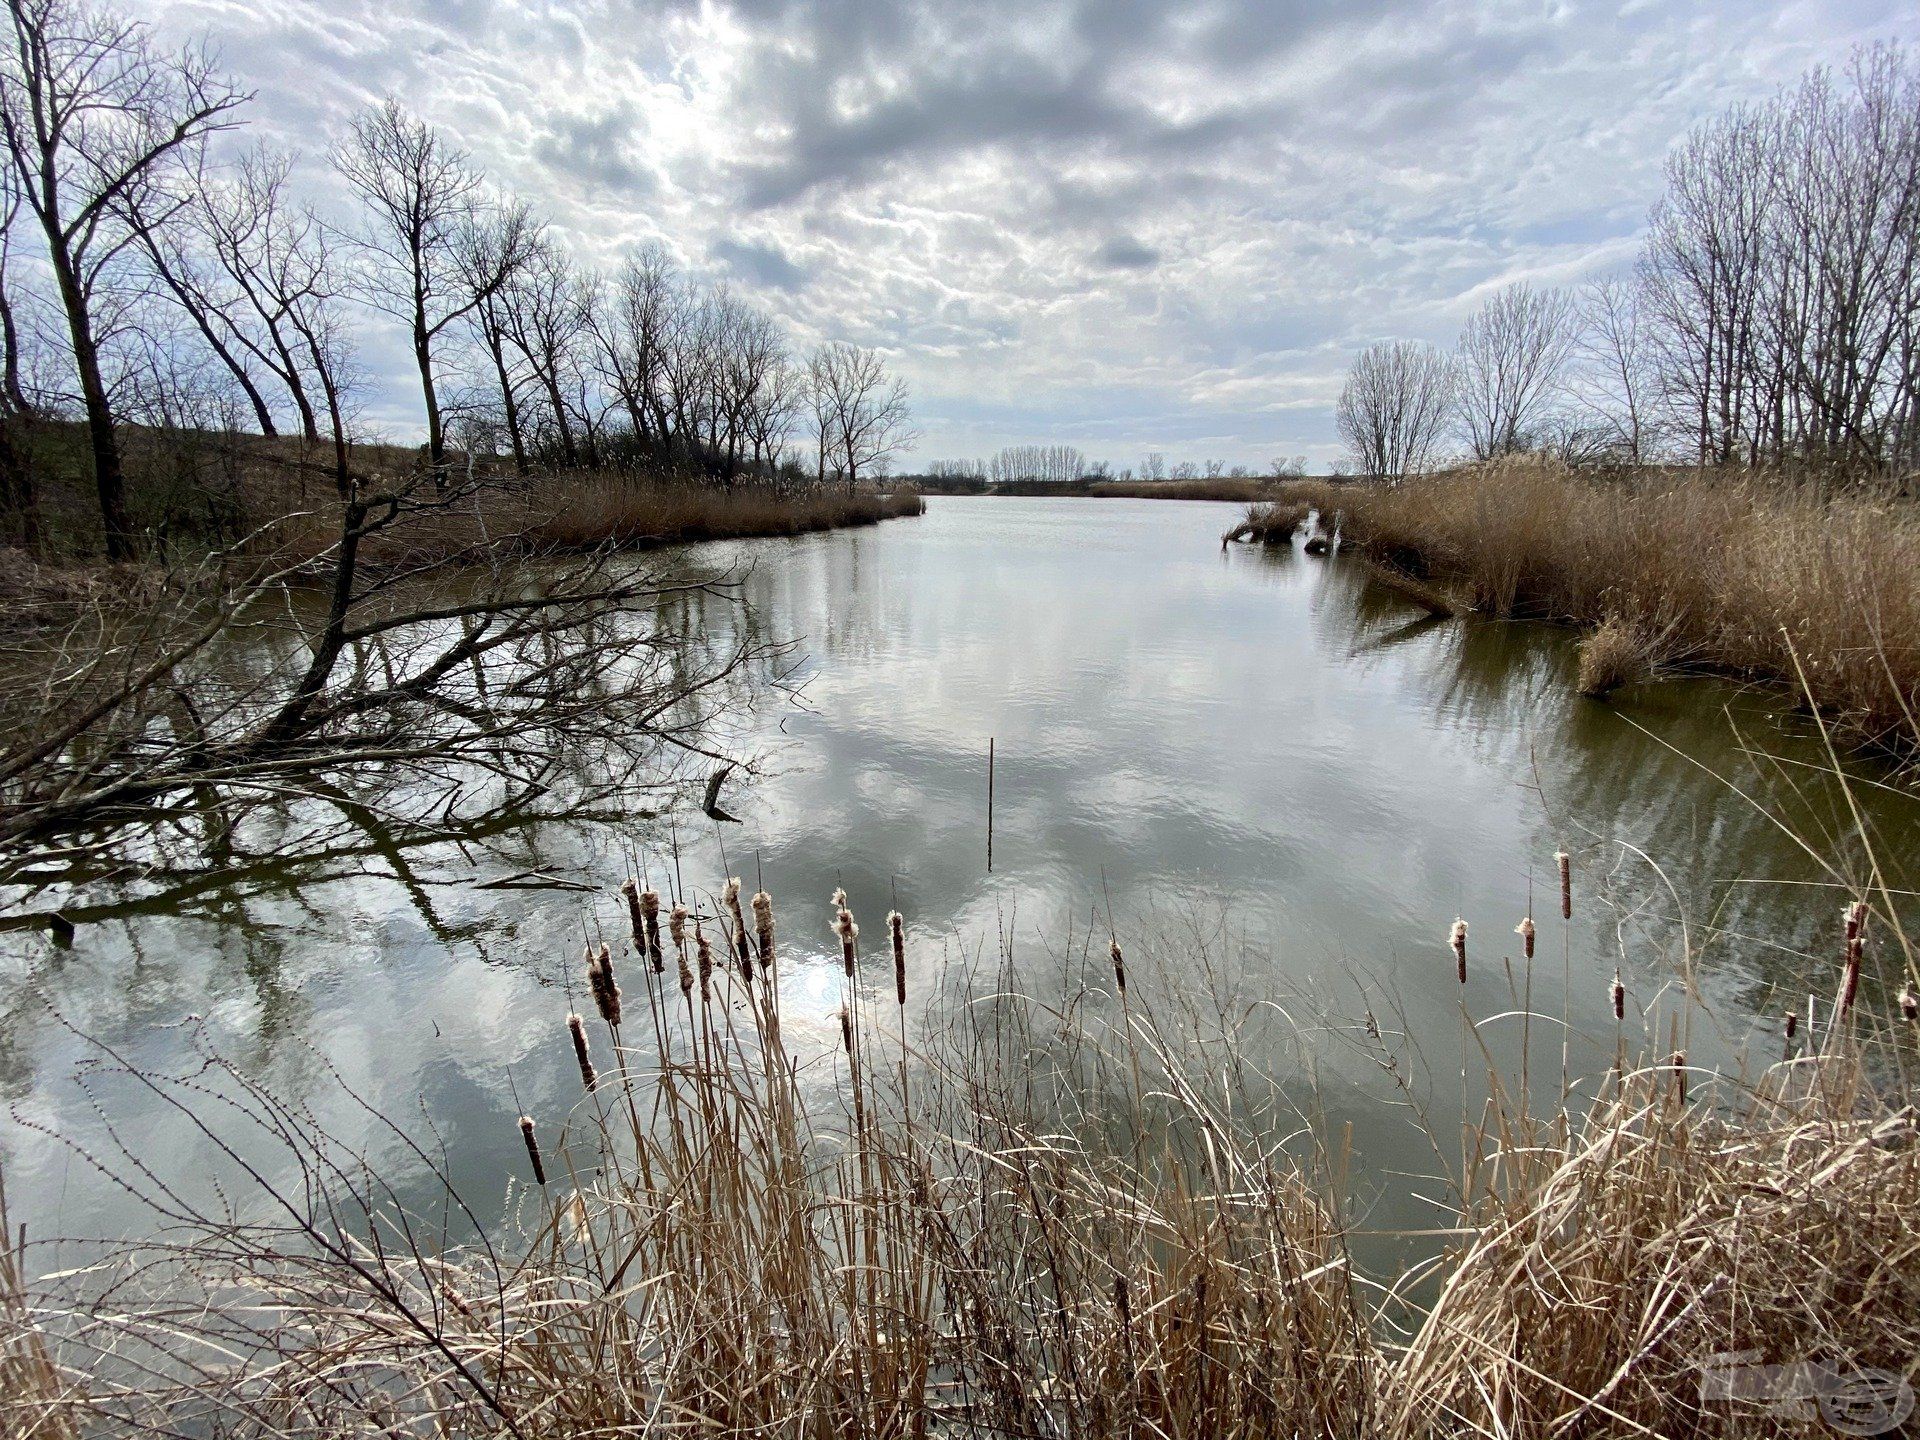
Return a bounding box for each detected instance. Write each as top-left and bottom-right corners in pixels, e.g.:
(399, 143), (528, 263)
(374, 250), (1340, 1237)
(150, 0), (1917, 470)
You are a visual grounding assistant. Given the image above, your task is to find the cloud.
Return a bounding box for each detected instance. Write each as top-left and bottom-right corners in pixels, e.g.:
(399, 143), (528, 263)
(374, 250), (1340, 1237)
(712, 237), (809, 291)
(1093, 236), (1160, 271)
(150, 0), (1920, 466)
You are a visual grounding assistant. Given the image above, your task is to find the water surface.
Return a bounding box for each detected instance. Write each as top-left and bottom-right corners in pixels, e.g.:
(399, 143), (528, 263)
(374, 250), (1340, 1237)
(4, 496), (1912, 1255)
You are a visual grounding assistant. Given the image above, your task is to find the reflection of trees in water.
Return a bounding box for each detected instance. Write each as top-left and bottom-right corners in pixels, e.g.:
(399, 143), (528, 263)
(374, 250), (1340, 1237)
(1311, 557), (1920, 1017)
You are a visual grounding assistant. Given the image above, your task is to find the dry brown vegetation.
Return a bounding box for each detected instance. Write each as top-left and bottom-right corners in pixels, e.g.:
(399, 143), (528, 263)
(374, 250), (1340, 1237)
(1276, 458), (1920, 751)
(5, 847), (1917, 1438)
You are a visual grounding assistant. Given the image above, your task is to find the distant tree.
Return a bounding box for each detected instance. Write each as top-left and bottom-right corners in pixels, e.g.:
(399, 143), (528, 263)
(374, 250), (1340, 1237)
(0, 0), (249, 557)
(1141, 452), (1165, 481)
(807, 342), (914, 494)
(1336, 340), (1456, 481)
(336, 98), (532, 482)
(1574, 273), (1658, 463)
(1455, 282), (1576, 459)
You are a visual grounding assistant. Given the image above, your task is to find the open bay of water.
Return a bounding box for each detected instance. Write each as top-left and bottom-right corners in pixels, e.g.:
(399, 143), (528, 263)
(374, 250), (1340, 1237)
(4, 496), (1912, 1253)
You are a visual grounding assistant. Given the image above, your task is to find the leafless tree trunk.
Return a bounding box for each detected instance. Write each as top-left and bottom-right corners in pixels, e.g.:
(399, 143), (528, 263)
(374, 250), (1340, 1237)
(335, 99), (532, 486)
(808, 342), (914, 495)
(0, 0), (248, 558)
(1455, 283), (1575, 459)
(1336, 340), (1456, 482)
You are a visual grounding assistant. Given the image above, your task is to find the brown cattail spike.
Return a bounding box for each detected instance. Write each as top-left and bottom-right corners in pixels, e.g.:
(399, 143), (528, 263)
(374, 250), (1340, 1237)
(1670, 1051), (1687, 1105)
(752, 890), (775, 975)
(589, 941), (622, 1027)
(1611, 970), (1625, 1021)
(1838, 901), (1868, 1021)
(833, 890), (858, 978)
(695, 920), (714, 1001)
(889, 910), (906, 1007)
(1900, 986), (1918, 1024)
(640, 888), (664, 973)
(518, 1115), (547, 1186)
(1785, 1009), (1799, 1042)
(1515, 915), (1535, 961)
(1110, 938), (1127, 996)
(838, 1004), (854, 1055)
(1450, 919), (1467, 984)
(725, 878), (753, 981)
(620, 878), (645, 955)
(671, 904), (692, 996)
(1114, 1274), (1131, 1328)
(567, 1013), (597, 1091)
(1555, 851), (1572, 920)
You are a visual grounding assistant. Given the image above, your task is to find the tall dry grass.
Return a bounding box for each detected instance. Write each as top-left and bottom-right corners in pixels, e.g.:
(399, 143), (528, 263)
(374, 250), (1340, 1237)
(1276, 459), (1920, 752)
(5, 836), (1917, 1438)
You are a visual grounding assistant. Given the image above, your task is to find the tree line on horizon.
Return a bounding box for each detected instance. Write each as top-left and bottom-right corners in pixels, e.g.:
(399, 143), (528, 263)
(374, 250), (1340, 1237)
(1337, 44), (1920, 485)
(0, 0), (915, 560)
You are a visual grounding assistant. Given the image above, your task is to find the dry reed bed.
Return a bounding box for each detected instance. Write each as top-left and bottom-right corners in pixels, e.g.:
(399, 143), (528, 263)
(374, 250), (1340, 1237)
(5, 863), (1917, 1439)
(1276, 460), (1920, 749)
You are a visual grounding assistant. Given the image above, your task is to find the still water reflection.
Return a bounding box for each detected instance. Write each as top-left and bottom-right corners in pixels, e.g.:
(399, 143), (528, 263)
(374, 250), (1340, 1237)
(3, 496), (1913, 1253)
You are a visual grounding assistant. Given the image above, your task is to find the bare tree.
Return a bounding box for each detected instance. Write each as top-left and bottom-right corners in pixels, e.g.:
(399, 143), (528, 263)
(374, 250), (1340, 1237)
(335, 99), (532, 482)
(1336, 340), (1456, 481)
(1455, 282), (1576, 459)
(1574, 274), (1659, 463)
(0, 0), (249, 557)
(807, 342), (914, 494)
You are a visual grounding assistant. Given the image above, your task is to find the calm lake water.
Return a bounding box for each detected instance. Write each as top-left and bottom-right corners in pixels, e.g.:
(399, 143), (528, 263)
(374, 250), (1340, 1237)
(4, 495), (1914, 1257)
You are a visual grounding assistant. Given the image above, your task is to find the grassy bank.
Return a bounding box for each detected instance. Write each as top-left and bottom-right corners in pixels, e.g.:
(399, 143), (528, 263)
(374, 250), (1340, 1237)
(5, 850), (1916, 1437)
(1276, 459), (1920, 753)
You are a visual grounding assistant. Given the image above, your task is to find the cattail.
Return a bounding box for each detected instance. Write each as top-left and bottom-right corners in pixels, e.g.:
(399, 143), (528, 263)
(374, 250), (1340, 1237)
(1838, 901), (1867, 1020)
(1450, 918), (1467, 984)
(671, 903), (692, 997)
(1785, 1009), (1799, 1043)
(641, 888), (664, 973)
(838, 1004), (854, 1055)
(833, 890), (858, 978)
(1556, 851), (1571, 920)
(724, 878), (753, 982)
(1110, 938), (1127, 996)
(1114, 1274), (1132, 1328)
(889, 910), (907, 1007)
(1900, 985), (1918, 1023)
(752, 890), (775, 974)
(518, 1115), (547, 1186)
(620, 877), (645, 954)
(695, 920), (714, 1001)
(1611, 969), (1625, 1021)
(567, 1013), (597, 1091)
(588, 941), (622, 1027)
(1515, 915), (1535, 960)
(1670, 1050), (1687, 1105)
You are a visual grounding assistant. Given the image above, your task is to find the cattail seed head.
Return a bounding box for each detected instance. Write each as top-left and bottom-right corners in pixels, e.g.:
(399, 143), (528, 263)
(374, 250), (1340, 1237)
(833, 895), (858, 978)
(588, 941), (622, 1027)
(724, 878), (753, 980)
(1900, 986), (1918, 1023)
(518, 1115), (546, 1186)
(838, 1004), (854, 1055)
(889, 911), (906, 1006)
(695, 920), (714, 1001)
(620, 877), (644, 947)
(1515, 915), (1535, 960)
(752, 890), (775, 974)
(567, 1013), (597, 1091)
(636, 889), (663, 973)
(1110, 938), (1127, 996)
(1555, 851), (1572, 920)
(1845, 900), (1867, 943)
(1450, 919), (1467, 984)
(1785, 1009), (1799, 1042)
(1114, 1274), (1131, 1328)
(1611, 969), (1625, 1020)
(672, 903), (693, 996)
(1670, 1051), (1687, 1105)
